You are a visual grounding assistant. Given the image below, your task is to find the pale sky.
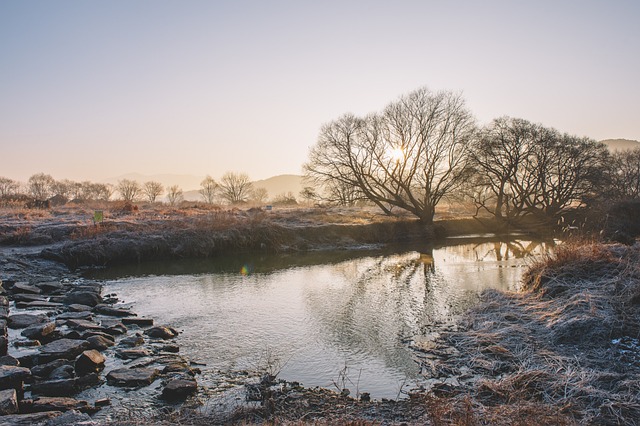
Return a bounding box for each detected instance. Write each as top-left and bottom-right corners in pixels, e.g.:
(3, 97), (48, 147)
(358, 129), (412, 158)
(1, 0), (639, 183)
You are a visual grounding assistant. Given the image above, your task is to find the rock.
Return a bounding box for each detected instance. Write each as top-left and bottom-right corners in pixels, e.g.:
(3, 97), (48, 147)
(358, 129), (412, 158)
(85, 335), (115, 351)
(75, 350), (105, 375)
(99, 319), (127, 335)
(43, 409), (95, 425)
(122, 317), (154, 327)
(94, 305), (133, 317)
(30, 378), (77, 397)
(56, 311), (92, 321)
(16, 301), (64, 310)
(0, 295), (8, 306)
(0, 411), (63, 425)
(14, 340), (41, 348)
(8, 313), (48, 329)
(67, 304), (93, 312)
(75, 373), (100, 389)
(144, 326), (178, 339)
(36, 281), (66, 294)
(0, 356), (20, 367)
(64, 291), (102, 307)
(21, 322), (56, 340)
(31, 360), (71, 379)
(0, 336), (7, 356)
(106, 368), (159, 387)
(161, 377), (197, 400)
(159, 343), (179, 353)
(64, 319), (102, 331)
(116, 348), (152, 360)
(94, 398), (110, 407)
(48, 365), (75, 380)
(0, 388), (19, 415)
(20, 396), (90, 413)
(12, 294), (47, 303)
(39, 339), (90, 362)
(0, 365), (31, 391)
(119, 333), (144, 347)
(11, 282), (42, 294)
(59, 330), (82, 340)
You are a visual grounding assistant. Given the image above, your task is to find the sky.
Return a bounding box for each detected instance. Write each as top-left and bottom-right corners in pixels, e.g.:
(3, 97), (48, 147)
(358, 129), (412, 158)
(1, 0), (639, 184)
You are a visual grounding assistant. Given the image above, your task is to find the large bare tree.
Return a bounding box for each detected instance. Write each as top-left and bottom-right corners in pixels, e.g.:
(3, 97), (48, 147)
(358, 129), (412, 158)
(28, 173), (55, 201)
(219, 172), (254, 204)
(116, 179), (141, 202)
(305, 87), (476, 223)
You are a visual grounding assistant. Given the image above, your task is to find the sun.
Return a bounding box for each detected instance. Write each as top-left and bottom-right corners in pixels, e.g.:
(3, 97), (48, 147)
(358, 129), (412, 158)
(388, 146), (404, 162)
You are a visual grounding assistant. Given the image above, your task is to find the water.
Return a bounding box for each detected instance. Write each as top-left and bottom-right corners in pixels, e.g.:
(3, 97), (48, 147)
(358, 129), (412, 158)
(91, 237), (554, 400)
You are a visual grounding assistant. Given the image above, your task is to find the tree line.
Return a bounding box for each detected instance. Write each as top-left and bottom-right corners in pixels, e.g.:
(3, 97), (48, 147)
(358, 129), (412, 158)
(304, 87), (639, 225)
(0, 171), (282, 207)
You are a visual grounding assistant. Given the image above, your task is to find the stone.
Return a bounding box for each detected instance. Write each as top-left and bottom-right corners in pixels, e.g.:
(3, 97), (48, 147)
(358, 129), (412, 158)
(36, 281), (66, 294)
(16, 301), (64, 310)
(65, 319), (102, 331)
(59, 330), (82, 340)
(0, 388), (18, 415)
(7, 313), (48, 329)
(99, 319), (127, 335)
(106, 368), (159, 387)
(67, 304), (93, 312)
(144, 326), (178, 339)
(13, 340), (41, 348)
(161, 377), (197, 400)
(81, 331), (114, 341)
(0, 336), (7, 356)
(31, 360), (71, 378)
(64, 291), (102, 307)
(30, 378), (78, 397)
(122, 317), (154, 327)
(75, 350), (105, 375)
(12, 293), (47, 303)
(57, 311), (92, 321)
(11, 282), (41, 294)
(0, 355), (19, 367)
(21, 322), (56, 340)
(0, 365), (31, 391)
(39, 339), (90, 362)
(43, 409), (95, 425)
(85, 335), (115, 351)
(48, 365), (75, 380)
(159, 343), (180, 353)
(20, 396), (90, 413)
(94, 398), (110, 407)
(0, 295), (8, 306)
(118, 333), (144, 347)
(94, 304), (133, 317)
(0, 411), (63, 425)
(116, 348), (152, 360)
(75, 372), (100, 389)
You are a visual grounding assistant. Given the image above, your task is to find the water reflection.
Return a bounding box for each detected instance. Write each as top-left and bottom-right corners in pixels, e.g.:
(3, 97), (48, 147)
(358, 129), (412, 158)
(98, 237), (554, 400)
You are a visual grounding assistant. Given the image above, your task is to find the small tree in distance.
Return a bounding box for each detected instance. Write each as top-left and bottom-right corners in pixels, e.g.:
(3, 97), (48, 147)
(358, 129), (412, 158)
(117, 179), (141, 202)
(199, 176), (218, 204)
(143, 181), (164, 203)
(251, 187), (269, 204)
(28, 173), (55, 201)
(167, 185), (184, 206)
(219, 172), (253, 204)
(0, 177), (20, 199)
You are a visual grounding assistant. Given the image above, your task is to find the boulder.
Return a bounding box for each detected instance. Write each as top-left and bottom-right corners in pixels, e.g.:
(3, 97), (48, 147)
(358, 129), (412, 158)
(11, 282), (41, 294)
(12, 293), (47, 303)
(36, 281), (66, 294)
(85, 335), (115, 351)
(48, 365), (75, 380)
(0, 411), (63, 425)
(56, 311), (92, 321)
(39, 339), (90, 362)
(21, 322), (56, 340)
(106, 368), (159, 387)
(8, 313), (48, 329)
(64, 291), (102, 307)
(94, 304), (133, 317)
(122, 317), (154, 327)
(161, 377), (197, 400)
(0, 355), (20, 367)
(116, 348), (152, 360)
(31, 360), (71, 379)
(99, 319), (127, 335)
(20, 396), (90, 413)
(0, 365), (31, 391)
(30, 378), (77, 397)
(75, 350), (105, 375)
(144, 326), (178, 339)
(0, 388), (19, 415)
(118, 333), (144, 347)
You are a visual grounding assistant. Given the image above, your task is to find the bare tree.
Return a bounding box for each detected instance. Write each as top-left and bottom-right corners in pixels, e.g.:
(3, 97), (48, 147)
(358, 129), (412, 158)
(219, 172), (254, 204)
(608, 148), (640, 199)
(305, 87), (476, 223)
(0, 177), (20, 199)
(251, 187), (269, 204)
(199, 175), (219, 204)
(116, 179), (141, 202)
(28, 173), (55, 201)
(143, 181), (164, 203)
(167, 185), (184, 206)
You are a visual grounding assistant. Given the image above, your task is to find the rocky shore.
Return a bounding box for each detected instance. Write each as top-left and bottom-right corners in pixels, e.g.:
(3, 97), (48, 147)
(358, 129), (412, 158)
(0, 247), (199, 425)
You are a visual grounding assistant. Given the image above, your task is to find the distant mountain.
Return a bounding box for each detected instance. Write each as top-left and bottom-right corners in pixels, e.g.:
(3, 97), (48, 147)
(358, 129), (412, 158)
(600, 139), (640, 152)
(103, 173), (204, 191)
(181, 174), (305, 202)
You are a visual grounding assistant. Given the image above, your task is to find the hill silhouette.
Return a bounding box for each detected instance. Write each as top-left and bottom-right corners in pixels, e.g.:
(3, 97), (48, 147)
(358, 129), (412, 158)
(600, 138), (640, 152)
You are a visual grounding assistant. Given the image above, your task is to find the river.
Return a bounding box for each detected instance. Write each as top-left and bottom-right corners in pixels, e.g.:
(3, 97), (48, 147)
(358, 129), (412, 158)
(89, 236), (555, 401)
